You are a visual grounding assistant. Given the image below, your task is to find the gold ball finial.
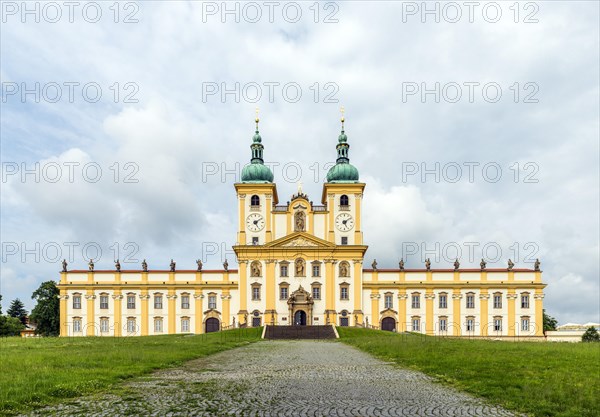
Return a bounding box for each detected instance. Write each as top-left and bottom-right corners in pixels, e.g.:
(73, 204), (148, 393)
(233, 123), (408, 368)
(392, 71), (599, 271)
(255, 107), (260, 124)
(340, 106), (345, 127)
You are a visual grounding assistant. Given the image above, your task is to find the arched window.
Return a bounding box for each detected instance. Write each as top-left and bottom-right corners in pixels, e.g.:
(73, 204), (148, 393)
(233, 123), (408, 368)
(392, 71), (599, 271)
(340, 194), (349, 207)
(250, 195), (260, 206)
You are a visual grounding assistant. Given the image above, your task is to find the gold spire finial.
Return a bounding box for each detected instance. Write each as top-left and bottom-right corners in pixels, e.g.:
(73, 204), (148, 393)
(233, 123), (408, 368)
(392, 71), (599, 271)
(255, 107), (260, 129)
(340, 106), (345, 129)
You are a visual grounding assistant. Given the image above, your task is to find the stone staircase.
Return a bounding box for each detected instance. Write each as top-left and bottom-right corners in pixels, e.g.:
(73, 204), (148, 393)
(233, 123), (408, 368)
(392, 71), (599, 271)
(263, 325), (338, 340)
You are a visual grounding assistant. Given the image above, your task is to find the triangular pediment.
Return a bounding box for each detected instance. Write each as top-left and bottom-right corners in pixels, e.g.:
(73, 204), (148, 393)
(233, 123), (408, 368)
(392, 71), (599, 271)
(264, 232), (336, 248)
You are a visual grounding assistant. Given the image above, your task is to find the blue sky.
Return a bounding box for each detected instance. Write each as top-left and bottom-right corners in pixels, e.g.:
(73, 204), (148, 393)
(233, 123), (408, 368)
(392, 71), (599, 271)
(1, 1), (598, 324)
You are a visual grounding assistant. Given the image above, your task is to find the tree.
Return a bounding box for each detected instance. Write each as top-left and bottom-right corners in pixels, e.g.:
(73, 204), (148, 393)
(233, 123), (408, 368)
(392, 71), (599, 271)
(30, 281), (60, 337)
(0, 294), (3, 314)
(543, 309), (558, 334)
(0, 315), (25, 336)
(7, 298), (28, 325)
(582, 326), (599, 342)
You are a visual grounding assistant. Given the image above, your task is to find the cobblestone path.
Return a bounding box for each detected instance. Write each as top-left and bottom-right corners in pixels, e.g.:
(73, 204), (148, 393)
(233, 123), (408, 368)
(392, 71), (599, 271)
(25, 341), (519, 416)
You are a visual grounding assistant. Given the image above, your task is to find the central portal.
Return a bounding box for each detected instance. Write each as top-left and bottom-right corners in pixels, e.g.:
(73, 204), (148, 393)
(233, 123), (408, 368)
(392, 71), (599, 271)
(294, 310), (307, 326)
(288, 286), (314, 326)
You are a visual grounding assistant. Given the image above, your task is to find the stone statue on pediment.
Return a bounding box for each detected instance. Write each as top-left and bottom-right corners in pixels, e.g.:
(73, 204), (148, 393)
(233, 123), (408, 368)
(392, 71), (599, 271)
(454, 259), (460, 271)
(223, 259), (229, 271)
(88, 259), (94, 271)
(480, 258), (486, 270)
(425, 258), (431, 271)
(115, 259), (121, 272)
(196, 259), (203, 272)
(534, 258), (540, 271)
(142, 259), (148, 272)
(398, 258), (404, 270)
(62, 259), (68, 272)
(170, 259), (176, 272)
(507, 259), (514, 271)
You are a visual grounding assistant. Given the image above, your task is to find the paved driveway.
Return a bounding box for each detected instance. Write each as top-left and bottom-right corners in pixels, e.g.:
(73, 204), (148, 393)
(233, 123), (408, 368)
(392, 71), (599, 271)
(26, 341), (518, 416)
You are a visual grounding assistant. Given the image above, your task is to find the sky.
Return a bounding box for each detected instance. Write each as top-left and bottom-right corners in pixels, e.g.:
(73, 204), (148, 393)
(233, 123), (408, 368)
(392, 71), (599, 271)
(1, 1), (598, 325)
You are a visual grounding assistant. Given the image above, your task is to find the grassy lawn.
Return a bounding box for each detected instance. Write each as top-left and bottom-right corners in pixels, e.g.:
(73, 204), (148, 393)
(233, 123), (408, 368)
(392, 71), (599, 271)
(337, 327), (600, 417)
(0, 328), (262, 416)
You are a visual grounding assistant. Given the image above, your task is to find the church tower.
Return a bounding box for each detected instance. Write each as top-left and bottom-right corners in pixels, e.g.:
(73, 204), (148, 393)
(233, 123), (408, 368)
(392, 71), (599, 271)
(321, 111), (365, 246)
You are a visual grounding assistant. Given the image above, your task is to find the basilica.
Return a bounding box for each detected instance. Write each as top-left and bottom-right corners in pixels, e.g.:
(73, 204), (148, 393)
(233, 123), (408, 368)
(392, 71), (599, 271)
(58, 116), (546, 338)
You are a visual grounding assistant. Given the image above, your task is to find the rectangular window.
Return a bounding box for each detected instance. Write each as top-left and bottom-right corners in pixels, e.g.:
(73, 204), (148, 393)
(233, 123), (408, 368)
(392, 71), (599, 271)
(521, 318), (530, 331)
(521, 294), (530, 309)
(466, 294), (475, 309)
(466, 318), (474, 332)
(181, 295), (190, 309)
(127, 295), (136, 309)
(100, 318), (109, 333)
(439, 318), (447, 332)
(438, 294), (447, 309)
(341, 237), (348, 245)
(73, 319), (81, 333)
(340, 286), (349, 300)
(312, 287), (321, 300)
(494, 318), (502, 332)
(100, 295), (109, 309)
(73, 295), (81, 309)
(154, 295), (163, 309)
(411, 294), (420, 309)
(280, 287), (288, 300)
(154, 318), (163, 333)
(208, 295), (217, 309)
(384, 294), (393, 309)
(127, 318), (136, 333)
(252, 237), (259, 245)
(252, 287), (261, 301)
(312, 265), (320, 277)
(181, 318), (190, 332)
(280, 265), (288, 277)
(493, 294), (502, 309)
(412, 318), (420, 331)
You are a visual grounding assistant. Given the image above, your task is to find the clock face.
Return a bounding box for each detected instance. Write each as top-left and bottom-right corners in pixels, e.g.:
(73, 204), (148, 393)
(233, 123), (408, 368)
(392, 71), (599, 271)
(246, 213), (265, 232)
(335, 213), (354, 232)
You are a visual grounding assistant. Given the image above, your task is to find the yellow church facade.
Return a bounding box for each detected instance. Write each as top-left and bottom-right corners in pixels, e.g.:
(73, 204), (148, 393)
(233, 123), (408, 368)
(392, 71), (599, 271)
(58, 117), (546, 338)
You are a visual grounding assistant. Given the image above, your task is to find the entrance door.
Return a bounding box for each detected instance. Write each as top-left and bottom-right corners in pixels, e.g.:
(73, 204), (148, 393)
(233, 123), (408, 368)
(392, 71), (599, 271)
(252, 317), (261, 327)
(381, 317), (396, 332)
(205, 318), (220, 333)
(294, 310), (307, 326)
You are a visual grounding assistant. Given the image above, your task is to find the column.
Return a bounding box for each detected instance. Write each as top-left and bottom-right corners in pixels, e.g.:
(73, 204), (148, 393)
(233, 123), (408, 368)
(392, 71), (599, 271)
(140, 290), (149, 336)
(264, 260), (277, 325)
(534, 291), (544, 336)
(452, 291), (462, 336)
(167, 290), (177, 334)
(324, 260), (336, 324)
(354, 193), (362, 244)
(221, 290), (231, 327)
(370, 292), (380, 328)
(59, 290), (68, 336)
(194, 291), (204, 334)
(398, 291), (408, 332)
(507, 291), (517, 337)
(425, 291), (435, 335)
(85, 291), (96, 336)
(352, 260), (363, 325)
(327, 193), (335, 242)
(113, 291), (123, 337)
(237, 261), (248, 325)
(238, 194), (246, 244)
(265, 193), (273, 242)
(479, 290), (489, 336)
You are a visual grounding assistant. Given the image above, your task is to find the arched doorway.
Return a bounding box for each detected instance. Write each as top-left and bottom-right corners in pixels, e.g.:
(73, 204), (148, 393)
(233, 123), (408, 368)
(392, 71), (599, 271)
(381, 317), (396, 332)
(294, 310), (307, 326)
(205, 317), (220, 333)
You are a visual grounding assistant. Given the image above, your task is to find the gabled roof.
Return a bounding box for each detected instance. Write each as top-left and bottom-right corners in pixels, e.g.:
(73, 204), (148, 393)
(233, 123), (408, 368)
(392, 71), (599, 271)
(264, 232), (336, 248)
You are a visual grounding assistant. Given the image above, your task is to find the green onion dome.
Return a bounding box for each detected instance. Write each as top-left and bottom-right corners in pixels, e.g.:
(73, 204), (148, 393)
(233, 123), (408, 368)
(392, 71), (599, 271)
(326, 124), (359, 183)
(241, 118), (274, 183)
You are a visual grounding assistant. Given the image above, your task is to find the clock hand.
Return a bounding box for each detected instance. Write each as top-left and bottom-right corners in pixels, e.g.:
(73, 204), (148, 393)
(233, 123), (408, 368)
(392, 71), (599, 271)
(253, 220), (259, 225)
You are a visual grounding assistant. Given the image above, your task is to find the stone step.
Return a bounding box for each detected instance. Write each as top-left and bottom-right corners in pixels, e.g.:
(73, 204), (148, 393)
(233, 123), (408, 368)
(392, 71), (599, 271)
(264, 325), (338, 340)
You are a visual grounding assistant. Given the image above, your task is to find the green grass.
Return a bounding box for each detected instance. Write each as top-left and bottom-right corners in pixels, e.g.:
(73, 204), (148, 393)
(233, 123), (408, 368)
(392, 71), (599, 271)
(337, 327), (600, 417)
(0, 328), (262, 416)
